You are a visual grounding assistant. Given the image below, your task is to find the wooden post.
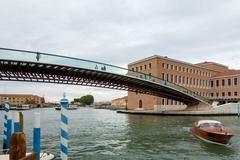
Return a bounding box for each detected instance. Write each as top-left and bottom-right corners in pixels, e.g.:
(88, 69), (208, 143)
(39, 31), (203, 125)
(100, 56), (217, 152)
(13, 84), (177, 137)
(9, 132), (26, 160)
(19, 153), (38, 160)
(19, 112), (24, 132)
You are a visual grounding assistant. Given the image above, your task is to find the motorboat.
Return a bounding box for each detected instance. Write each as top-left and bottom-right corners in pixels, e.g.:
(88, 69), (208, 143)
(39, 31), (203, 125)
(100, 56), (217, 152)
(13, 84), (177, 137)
(15, 104), (31, 110)
(191, 120), (234, 145)
(55, 104), (78, 110)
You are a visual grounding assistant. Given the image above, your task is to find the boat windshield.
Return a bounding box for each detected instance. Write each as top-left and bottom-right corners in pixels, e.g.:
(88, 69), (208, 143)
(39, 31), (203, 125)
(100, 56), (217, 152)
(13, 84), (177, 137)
(199, 123), (223, 129)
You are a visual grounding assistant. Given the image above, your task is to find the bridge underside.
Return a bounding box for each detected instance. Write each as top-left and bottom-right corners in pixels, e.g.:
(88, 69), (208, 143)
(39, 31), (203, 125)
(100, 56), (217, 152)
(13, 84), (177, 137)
(0, 60), (210, 106)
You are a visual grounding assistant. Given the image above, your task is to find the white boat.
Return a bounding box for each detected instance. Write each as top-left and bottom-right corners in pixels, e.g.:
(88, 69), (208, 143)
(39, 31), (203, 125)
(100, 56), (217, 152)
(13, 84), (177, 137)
(55, 104), (78, 110)
(0, 152), (55, 160)
(15, 104), (31, 110)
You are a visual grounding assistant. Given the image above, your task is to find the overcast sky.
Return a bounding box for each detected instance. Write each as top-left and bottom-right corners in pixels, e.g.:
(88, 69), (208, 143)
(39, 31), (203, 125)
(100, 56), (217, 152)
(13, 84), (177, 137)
(0, 0), (240, 102)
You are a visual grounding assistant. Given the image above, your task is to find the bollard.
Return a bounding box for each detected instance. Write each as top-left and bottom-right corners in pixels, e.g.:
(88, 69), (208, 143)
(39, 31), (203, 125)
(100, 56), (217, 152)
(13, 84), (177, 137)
(33, 112), (41, 160)
(60, 93), (69, 160)
(13, 112), (20, 133)
(9, 132), (27, 160)
(3, 97), (10, 151)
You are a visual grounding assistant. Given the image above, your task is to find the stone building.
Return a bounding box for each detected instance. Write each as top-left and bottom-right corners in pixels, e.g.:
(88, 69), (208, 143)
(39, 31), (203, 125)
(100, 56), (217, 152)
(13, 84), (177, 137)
(128, 55), (240, 110)
(111, 96), (128, 109)
(0, 94), (45, 107)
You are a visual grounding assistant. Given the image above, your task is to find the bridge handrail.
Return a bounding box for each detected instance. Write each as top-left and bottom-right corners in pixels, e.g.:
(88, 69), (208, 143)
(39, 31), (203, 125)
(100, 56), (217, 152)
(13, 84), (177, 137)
(0, 48), (209, 103)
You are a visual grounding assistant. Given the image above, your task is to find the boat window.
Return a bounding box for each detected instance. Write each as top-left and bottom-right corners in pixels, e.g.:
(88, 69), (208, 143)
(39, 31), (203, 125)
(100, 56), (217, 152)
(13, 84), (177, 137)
(199, 123), (210, 128)
(213, 123), (223, 129)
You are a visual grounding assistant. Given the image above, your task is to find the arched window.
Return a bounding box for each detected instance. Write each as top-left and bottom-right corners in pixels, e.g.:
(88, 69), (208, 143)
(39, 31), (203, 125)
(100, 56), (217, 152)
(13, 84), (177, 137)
(139, 100), (143, 108)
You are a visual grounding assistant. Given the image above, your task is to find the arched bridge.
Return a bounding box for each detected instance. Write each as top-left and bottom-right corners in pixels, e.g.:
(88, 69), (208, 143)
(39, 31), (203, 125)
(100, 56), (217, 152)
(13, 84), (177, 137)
(0, 48), (211, 108)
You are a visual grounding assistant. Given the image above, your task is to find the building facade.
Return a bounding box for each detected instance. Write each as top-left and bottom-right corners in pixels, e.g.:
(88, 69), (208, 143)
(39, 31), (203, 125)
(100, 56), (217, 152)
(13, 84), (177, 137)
(0, 94), (45, 107)
(128, 55), (240, 110)
(111, 96), (128, 108)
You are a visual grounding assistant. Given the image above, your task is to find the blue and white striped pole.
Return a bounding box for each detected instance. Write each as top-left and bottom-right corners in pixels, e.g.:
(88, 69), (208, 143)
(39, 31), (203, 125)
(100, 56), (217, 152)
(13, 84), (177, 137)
(60, 93), (69, 160)
(3, 98), (9, 150)
(13, 112), (20, 133)
(3, 97), (12, 151)
(6, 112), (12, 151)
(33, 112), (41, 160)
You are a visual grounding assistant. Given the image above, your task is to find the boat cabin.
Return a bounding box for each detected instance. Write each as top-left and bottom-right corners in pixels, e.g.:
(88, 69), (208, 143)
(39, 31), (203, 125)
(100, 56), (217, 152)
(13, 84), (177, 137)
(195, 120), (224, 130)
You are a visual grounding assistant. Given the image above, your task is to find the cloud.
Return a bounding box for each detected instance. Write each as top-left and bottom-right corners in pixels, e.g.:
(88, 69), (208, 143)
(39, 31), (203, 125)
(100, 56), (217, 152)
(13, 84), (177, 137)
(0, 0), (240, 101)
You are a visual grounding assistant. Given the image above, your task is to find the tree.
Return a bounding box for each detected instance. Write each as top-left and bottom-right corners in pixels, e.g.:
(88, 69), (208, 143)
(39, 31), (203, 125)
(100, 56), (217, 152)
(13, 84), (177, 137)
(79, 95), (94, 105)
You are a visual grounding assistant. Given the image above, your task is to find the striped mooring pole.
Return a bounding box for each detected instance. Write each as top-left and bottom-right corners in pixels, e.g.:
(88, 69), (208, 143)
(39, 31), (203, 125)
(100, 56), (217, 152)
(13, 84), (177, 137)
(3, 97), (12, 151)
(60, 93), (69, 160)
(33, 112), (41, 160)
(13, 112), (20, 133)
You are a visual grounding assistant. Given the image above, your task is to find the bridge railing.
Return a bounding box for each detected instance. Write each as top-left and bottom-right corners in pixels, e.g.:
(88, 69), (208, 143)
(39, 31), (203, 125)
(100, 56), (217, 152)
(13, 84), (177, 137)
(0, 48), (209, 104)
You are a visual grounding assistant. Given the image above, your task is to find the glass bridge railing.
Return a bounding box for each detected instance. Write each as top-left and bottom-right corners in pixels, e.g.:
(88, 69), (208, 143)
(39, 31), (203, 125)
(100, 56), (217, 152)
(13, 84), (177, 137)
(0, 48), (209, 103)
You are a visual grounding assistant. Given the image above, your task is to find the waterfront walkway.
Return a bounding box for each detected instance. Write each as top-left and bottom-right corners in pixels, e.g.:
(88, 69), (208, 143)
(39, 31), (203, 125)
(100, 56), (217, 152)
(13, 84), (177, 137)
(117, 110), (240, 116)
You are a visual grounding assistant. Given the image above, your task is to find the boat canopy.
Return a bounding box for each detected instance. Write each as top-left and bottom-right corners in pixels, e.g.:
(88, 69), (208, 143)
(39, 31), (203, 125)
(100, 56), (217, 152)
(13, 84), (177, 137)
(196, 120), (221, 127)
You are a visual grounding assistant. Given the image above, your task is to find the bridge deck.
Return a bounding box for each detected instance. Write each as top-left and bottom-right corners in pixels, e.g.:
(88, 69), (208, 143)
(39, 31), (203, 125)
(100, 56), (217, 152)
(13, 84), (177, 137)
(0, 48), (210, 105)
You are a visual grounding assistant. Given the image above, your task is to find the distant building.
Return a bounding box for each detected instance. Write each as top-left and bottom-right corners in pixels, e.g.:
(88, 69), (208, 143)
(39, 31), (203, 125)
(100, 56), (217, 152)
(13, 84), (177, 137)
(128, 55), (240, 110)
(111, 96), (128, 108)
(0, 94), (45, 107)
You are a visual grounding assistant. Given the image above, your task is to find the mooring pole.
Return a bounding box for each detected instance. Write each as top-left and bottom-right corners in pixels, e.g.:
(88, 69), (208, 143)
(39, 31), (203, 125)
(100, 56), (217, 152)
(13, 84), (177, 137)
(60, 93), (69, 160)
(3, 97), (9, 150)
(3, 97), (12, 151)
(33, 112), (41, 160)
(13, 112), (20, 133)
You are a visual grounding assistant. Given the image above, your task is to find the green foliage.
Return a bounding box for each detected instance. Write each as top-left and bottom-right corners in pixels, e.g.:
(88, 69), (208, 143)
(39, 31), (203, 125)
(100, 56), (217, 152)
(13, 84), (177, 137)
(80, 95), (94, 105)
(74, 95), (94, 106)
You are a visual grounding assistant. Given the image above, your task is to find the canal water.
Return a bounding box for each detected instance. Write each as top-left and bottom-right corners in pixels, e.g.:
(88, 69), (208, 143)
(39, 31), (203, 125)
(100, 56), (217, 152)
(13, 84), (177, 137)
(0, 108), (240, 160)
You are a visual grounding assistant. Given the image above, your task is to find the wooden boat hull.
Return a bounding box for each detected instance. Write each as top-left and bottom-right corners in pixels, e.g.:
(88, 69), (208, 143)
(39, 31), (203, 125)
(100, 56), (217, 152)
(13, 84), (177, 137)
(191, 126), (233, 144)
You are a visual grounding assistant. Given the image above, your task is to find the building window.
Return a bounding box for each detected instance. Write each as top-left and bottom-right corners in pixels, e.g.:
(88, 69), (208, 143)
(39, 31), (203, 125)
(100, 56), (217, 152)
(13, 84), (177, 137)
(179, 76), (181, 84)
(140, 66), (142, 71)
(166, 74), (169, 81)
(210, 80), (213, 87)
(175, 75), (178, 83)
(222, 79), (225, 87)
(228, 92), (231, 96)
(171, 65), (173, 70)
(222, 92), (225, 97)
(149, 63), (151, 69)
(162, 73), (165, 80)
(234, 78), (238, 86)
(167, 64), (169, 69)
(183, 76), (185, 84)
(162, 63), (165, 68)
(144, 64), (147, 70)
(216, 92), (219, 97)
(132, 68), (134, 71)
(186, 77), (189, 84)
(234, 92), (238, 96)
(186, 68), (189, 72)
(136, 67), (138, 72)
(216, 80), (219, 87)
(162, 99), (165, 105)
(183, 67), (185, 72)
(210, 93), (214, 97)
(171, 75), (173, 82)
(179, 66), (181, 71)
(175, 66), (177, 70)
(228, 79), (231, 86)
(190, 78), (192, 85)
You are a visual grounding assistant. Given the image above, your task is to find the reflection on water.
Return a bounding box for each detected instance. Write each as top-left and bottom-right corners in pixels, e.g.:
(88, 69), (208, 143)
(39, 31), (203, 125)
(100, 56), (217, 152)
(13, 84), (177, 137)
(0, 108), (240, 160)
